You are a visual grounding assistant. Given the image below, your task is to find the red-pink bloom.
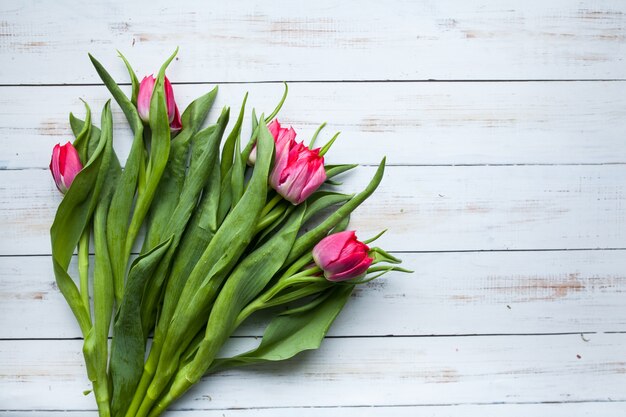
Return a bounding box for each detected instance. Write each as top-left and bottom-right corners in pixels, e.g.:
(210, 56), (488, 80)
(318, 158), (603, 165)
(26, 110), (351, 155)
(137, 75), (182, 133)
(49, 142), (83, 194)
(312, 231), (373, 282)
(248, 119), (296, 165)
(267, 119), (326, 205)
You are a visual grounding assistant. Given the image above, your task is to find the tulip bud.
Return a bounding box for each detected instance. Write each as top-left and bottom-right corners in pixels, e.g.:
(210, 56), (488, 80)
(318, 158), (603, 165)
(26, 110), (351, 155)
(49, 142), (83, 194)
(248, 119), (296, 166)
(312, 231), (374, 282)
(137, 75), (182, 133)
(265, 119), (326, 205)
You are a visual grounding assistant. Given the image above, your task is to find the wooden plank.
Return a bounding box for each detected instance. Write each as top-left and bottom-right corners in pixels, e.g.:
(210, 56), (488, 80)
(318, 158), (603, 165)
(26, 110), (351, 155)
(1, 334), (625, 410)
(1, 165), (625, 255)
(3, 81), (626, 169)
(1, 1), (626, 83)
(2, 250), (626, 339)
(3, 402), (626, 416)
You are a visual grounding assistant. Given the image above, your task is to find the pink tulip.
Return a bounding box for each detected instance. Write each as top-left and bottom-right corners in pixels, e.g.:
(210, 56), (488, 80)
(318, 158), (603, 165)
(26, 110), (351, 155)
(49, 142), (83, 194)
(137, 75), (182, 132)
(266, 119), (326, 205)
(248, 119), (296, 165)
(312, 231), (374, 282)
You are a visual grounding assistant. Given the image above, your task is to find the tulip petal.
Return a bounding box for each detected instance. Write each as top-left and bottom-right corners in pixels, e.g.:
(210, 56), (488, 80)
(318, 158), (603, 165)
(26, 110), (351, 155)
(164, 76), (177, 123)
(137, 76), (155, 123)
(312, 231), (356, 267)
(326, 256), (373, 281)
(169, 104), (182, 133)
(50, 144), (63, 192)
(296, 159), (327, 204)
(268, 119), (281, 138)
(62, 142), (83, 190)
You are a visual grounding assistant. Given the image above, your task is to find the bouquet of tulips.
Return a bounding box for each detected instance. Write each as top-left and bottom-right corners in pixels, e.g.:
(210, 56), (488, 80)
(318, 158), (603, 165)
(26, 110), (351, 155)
(49, 49), (409, 417)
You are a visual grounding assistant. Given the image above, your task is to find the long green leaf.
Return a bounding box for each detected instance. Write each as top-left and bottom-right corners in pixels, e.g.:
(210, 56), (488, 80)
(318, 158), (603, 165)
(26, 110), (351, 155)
(110, 237), (173, 417)
(286, 158), (386, 265)
(89, 102), (117, 415)
(140, 109), (229, 336)
(50, 106), (109, 336)
(89, 53), (145, 304)
(149, 204), (308, 412)
(144, 86), (218, 250)
(144, 115), (275, 406)
(123, 72), (172, 271)
(210, 285), (353, 370)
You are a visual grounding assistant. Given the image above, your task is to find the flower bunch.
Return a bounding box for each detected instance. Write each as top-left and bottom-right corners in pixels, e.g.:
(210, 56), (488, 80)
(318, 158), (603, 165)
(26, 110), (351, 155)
(49, 49), (410, 417)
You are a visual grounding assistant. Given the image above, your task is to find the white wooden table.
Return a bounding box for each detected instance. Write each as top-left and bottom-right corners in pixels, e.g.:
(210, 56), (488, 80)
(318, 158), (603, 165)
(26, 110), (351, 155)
(1, 1), (626, 415)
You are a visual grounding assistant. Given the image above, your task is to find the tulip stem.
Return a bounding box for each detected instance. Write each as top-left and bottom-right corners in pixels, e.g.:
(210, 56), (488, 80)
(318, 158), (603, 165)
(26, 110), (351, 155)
(261, 193), (282, 217)
(234, 268), (324, 328)
(78, 228), (90, 320)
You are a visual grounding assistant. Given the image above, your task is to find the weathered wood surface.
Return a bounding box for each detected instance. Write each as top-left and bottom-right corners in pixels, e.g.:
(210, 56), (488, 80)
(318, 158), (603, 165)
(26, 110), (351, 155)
(1, 334), (625, 409)
(2, 81), (626, 169)
(2, 1), (626, 83)
(3, 404), (626, 417)
(1, 0), (625, 415)
(2, 250), (626, 339)
(1, 165), (625, 255)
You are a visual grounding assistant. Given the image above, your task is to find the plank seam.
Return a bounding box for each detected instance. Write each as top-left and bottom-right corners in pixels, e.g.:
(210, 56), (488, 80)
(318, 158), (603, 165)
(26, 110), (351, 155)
(5, 331), (626, 342)
(3, 398), (626, 413)
(2, 79), (626, 88)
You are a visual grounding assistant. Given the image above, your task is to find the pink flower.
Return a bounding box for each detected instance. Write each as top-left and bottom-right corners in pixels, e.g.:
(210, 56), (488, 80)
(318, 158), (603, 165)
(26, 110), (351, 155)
(137, 75), (182, 133)
(49, 142), (83, 194)
(312, 231), (374, 282)
(266, 119), (326, 205)
(248, 119), (296, 165)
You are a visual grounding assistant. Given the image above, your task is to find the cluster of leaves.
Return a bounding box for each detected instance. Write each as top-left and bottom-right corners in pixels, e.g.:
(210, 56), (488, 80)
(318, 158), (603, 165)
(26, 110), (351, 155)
(50, 49), (404, 417)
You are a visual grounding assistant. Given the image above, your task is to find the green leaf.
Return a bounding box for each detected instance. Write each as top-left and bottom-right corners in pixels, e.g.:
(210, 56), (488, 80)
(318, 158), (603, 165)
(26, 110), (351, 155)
(309, 122), (326, 148)
(319, 131), (340, 156)
(286, 158), (386, 265)
(50, 105), (110, 336)
(146, 115), (276, 403)
(110, 237), (173, 417)
(89, 103), (118, 415)
(265, 82), (288, 122)
(221, 93), (248, 179)
(180, 204), (306, 383)
(325, 163), (358, 180)
(89, 53), (145, 304)
(180, 86), (218, 133)
(210, 284), (353, 371)
(230, 134), (245, 208)
(150, 204), (308, 409)
(143, 86), (219, 251)
(122, 79), (172, 285)
(303, 191), (353, 224)
(140, 109), (229, 336)
(143, 128), (193, 251)
(70, 100), (92, 162)
(117, 50), (140, 106)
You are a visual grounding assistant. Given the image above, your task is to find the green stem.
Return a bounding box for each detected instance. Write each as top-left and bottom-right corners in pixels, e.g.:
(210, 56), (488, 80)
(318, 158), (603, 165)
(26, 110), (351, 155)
(78, 229), (90, 320)
(125, 342), (161, 417)
(234, 269), (323, 328)
(260, 193), (282, 217)
(255, 204), (287, 233)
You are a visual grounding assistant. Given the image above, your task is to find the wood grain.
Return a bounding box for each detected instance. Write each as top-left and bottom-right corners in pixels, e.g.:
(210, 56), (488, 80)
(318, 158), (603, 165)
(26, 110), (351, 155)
(2, 81), (626, 169)
(2, 0), (626, 415)
(1, 334), (624, 410)
(3, 403), (626, 417)
(1, 1), (626, 83)
(1, 165), (624, 255)
(2, 250), (626, 339)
